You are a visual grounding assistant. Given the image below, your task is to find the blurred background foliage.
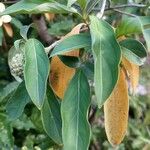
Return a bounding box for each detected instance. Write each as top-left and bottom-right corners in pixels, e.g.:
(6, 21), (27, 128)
(0, 0), (150, 149)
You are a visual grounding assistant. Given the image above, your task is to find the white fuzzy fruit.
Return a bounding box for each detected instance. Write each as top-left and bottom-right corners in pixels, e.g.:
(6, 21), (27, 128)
(9, 53), (25, 82)
(0, 3), (12, 27)
(0, 3), (5, 13)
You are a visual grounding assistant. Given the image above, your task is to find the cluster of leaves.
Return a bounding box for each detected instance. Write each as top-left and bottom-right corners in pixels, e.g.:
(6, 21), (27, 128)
(90, 62), (150, 150)
(0, 0), (150, 149)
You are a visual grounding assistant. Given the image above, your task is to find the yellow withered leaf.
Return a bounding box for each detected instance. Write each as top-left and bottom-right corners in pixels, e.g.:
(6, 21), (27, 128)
(50, 56), (76, 99)
(44, 13), (55, 21)
(3, 23), (13, 37)
(104, 68), (129, 146)
(50, 23), (86, 99)
(117, 35), (126, 42)
(122, 57), (139, 94)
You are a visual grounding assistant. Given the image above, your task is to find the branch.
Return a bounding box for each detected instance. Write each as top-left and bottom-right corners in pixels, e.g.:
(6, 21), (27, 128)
(113, 9), (137, 17)
(32, 15), (57, 45)
(94, 3), (143, 17)
(96, 0), (107, 19)
(2, 0), (19, 4)
(105, 3), (147, 11)
(94, 3), (147, 11)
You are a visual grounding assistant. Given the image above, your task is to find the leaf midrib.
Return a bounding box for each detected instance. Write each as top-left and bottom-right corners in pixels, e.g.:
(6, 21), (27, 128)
(99, 38), (102, 104)
(75, 71), (81, 150)
(48, 101), (61, 142)
(32, 40), (40, 103)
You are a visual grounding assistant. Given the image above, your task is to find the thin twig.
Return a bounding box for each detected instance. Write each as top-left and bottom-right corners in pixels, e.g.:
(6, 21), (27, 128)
(2, 0), (19, 4)
(95, 3), (141, 18)
(32, 15), (57, 45)
(107, 0), (111, 9)
(93, 3), (147, 11)
(105, 3), (147, 11)
(45, 40), (61, 55)
(96, 0), (107, 19)
(113, 9), (137, 17)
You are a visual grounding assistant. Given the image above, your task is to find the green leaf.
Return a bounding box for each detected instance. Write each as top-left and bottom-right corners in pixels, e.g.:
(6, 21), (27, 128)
(139, 16), (150, 27)
(116, 16), (150, 50)
(143, 29), (150, 51)
(116, 16), (150, 37)
(58, 55), (81, 68)
(6, 81), (30, 120)
(30, 107), (44, 132)
(121, 47), (145, 66)
(77, 0), (87, 10)
(67, 0), (77, 7)
(67, 0), (87, 9)
(0, 113), (14, 148)
(120, 38), (147, 65)
(20, 24), (34, 40)
(12, 113), (35, 130)
(120, 38), (147, 58)
(85, 0), (101, 14)
(0, 81), (20, 103)
(61, 70), (91, 150)
(81, 61), (94, 80)
(41, 86), (62, 145)
(89, 16), (121, 107)
(1, 0), (76, 15)
(138, 17), (150, 51)
(0, 27), (3, 46)
(24, 39), (49, 109)
(14, 40), (22, 51)
(11, 17), (23, 29)
(116, 17), (141, 37)
(50, 33), (91, 57)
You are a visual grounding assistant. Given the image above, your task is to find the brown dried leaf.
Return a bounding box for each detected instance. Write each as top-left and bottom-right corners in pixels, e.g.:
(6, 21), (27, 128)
(44, 13), (55, 21)
(3, 23), (13, 37)
(104, 68), (129, 146)
(50, 23), (86, 99)
(122, 57), (139, 94)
